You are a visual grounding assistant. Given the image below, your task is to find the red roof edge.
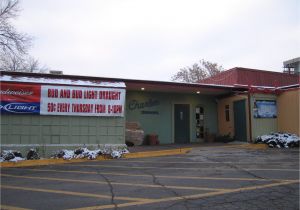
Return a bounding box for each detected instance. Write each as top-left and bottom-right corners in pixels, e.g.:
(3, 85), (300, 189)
(200, 67), (300, 87)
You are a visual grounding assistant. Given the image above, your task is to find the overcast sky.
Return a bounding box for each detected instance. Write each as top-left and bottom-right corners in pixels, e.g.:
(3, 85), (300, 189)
(15, 0), (299, 81)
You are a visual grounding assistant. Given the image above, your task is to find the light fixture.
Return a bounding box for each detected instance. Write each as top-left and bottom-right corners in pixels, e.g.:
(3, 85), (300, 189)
(196, 91), (200, 94)
(141, 87), (145, 91)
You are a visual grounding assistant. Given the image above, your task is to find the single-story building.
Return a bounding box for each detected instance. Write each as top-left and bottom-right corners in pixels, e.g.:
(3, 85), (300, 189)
(0, 68), (299, 156)
(0, 70), (247, 156)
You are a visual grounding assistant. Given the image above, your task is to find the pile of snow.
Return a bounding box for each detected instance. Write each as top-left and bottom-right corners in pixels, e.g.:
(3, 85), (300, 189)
(256, 132), (300, 148)
(0, 75), (126, 88)
(0, 146), (129, 162)
(0, 148), (40, 162)
(52, 146), (129, 160)
(0, 150), (25, 162)
(26, 148), (40, 160)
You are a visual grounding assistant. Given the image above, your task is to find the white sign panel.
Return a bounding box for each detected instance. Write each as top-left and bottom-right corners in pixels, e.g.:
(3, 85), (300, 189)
(40, 85), (125, 117)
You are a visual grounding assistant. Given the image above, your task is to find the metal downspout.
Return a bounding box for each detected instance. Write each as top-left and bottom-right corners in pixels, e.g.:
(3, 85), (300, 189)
(247, 89), (253, 142)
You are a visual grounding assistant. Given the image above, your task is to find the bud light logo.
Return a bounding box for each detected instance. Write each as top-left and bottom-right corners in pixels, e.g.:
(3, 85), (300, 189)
(0, 102), (40, 114)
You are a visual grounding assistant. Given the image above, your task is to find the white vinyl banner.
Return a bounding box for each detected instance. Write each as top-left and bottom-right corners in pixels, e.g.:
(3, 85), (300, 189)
(40, 85), (125, 117)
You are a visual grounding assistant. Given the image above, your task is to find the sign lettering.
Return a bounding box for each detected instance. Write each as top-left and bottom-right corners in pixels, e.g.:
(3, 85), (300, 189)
(0, 82), (125, 117)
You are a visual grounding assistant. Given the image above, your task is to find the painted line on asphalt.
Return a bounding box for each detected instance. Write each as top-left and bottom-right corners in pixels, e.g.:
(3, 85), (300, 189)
(67, 163), (300, 172)
(118, 160), (298, 165)
(193, 156), (300, 159)
(0, 185), (152, 202)
(68, 180), (300, 210)
(158, 144), (268, 150)
(203, 157), (300, 160)
(9, 168), (297, 182)
(0, 174), (227, 192)
(0, 205), (31, 210)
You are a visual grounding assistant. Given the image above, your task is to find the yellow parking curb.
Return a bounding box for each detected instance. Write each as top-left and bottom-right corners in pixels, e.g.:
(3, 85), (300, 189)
(238, 143), (269, 149)
(123, 147), (192, 159)
(0, 148), (192, 168)
(0, 155), (109, 168)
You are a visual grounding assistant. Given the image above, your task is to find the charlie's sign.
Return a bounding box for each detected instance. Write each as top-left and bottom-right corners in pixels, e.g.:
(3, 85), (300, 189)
(1, 82), (125, 117)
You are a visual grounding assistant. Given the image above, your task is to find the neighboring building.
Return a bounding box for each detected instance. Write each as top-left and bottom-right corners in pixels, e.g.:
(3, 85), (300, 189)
(283, 57), (300, 75)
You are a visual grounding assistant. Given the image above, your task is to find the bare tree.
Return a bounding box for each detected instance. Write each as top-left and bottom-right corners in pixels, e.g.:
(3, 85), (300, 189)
(0, 0), (48, 72)
(0, 51), (48, 72)
(23, 56), (48, 73)
(0, 51), (24, 71)
(171, 59), (224, 83)
(0, 0), (30, 56)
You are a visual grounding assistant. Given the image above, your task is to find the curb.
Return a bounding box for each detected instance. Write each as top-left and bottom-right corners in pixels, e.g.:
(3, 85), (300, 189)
(124, 147), (192, 159)
(237, 143), (269, 149)
(196, 143), (269, 150)
(0, 147), (192, 168)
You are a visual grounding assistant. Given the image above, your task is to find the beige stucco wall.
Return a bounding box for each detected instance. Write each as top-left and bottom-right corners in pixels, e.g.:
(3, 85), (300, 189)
(277, 89), (300, 136)
(217, 95), (249, 140)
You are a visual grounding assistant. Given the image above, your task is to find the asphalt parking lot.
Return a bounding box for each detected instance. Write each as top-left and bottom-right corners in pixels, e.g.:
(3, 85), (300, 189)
(1, 145), (299, 210)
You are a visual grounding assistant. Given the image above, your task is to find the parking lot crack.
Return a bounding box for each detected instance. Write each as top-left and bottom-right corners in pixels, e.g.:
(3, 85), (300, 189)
(96, 170), (118, 210)
(196, 152), (267, 181)
(143, 170), (190, 210)
(225, 164), (265, 180)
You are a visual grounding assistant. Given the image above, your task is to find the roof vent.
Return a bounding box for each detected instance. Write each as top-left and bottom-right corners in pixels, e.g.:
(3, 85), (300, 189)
(49, 70), (63, 75)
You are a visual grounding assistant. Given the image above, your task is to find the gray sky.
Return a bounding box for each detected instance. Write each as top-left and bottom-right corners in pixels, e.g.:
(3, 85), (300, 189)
(15, 0), (299, 81)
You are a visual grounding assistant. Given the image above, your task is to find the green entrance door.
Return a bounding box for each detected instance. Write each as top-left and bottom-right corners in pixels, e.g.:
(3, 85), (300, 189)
(174, 104), (190, 143)
(233, 100), (247, 142)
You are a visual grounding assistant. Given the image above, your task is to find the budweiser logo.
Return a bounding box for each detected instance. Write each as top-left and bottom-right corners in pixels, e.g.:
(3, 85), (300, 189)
(0, 89), (34, 96)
